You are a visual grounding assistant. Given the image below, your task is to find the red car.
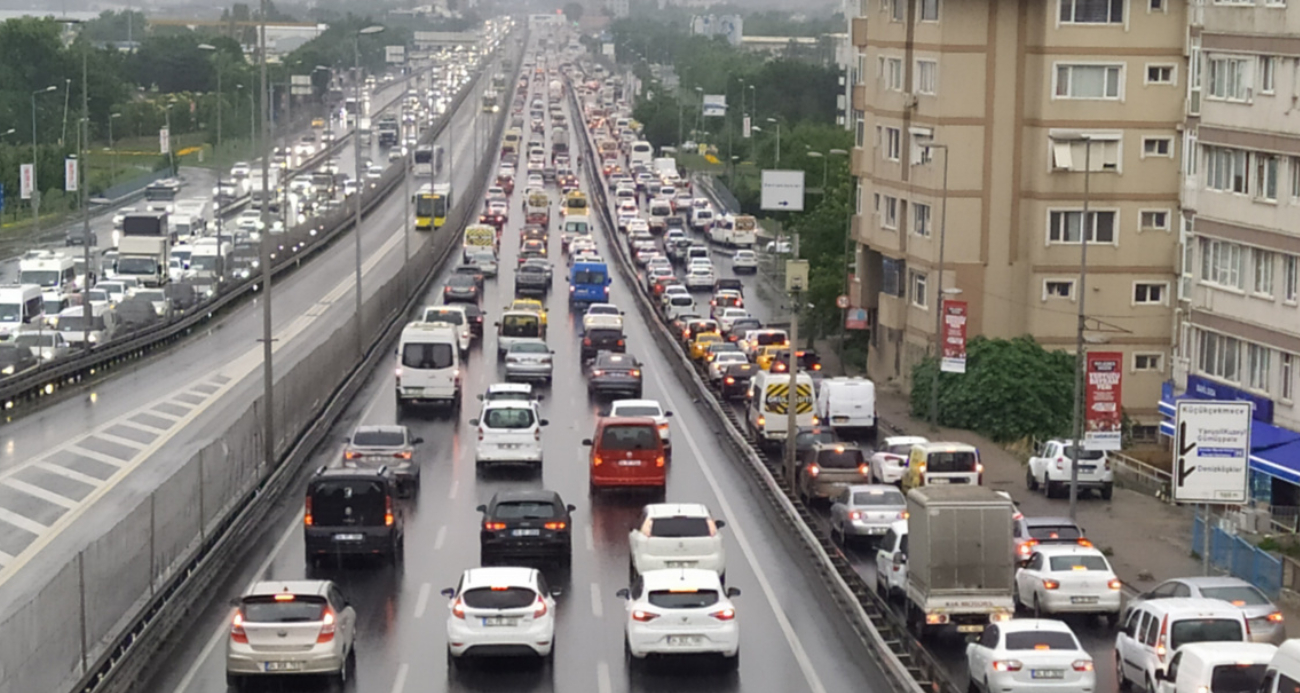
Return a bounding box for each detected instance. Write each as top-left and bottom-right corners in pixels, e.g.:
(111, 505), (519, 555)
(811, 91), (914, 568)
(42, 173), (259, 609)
(585, 417), (666, 494)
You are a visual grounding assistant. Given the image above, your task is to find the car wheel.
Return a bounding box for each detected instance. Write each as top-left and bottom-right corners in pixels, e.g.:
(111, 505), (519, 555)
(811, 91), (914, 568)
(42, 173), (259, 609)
(876, 576), (888, 599)
(1145, 675), (1155, 693)
(623, 635), (636, 669)
(1101, 483), (1114, 501)
(225, 672), (242, 690)
(723, 649), (740, 671)
(967, 677), (980, 693)
(1045, 479), (1058, 499)
(447, 646), (458, 670)
(1115, 655), (1130, 691)
(1105, 610), (1120, 628)
(1025, 467), (1039, 491)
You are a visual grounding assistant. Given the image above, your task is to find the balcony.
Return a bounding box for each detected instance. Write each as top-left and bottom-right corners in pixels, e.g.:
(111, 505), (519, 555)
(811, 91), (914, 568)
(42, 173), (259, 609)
(878, 292), (907, 330)
(852, 16), (869, 47)
(852, 85), (867, 113)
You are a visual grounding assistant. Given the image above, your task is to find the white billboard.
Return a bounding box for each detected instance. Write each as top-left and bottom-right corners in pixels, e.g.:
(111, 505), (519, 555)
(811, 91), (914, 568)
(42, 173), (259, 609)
(702, 94), (727, 118)
(761, 169), (805, 211)
(1173, 400), (1252, 505)
(385, 45), (406, 64)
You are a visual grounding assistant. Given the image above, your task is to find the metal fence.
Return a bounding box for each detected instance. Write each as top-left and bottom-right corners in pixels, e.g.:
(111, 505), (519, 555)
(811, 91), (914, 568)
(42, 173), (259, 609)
(1192, 514), (1284, 598)
(1111, 451), (1173, 502)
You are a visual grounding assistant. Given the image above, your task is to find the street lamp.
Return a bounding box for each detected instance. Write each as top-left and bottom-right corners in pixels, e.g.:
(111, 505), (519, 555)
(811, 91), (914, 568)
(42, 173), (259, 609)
(766, 117), (781, 166)
(199, 44), (225, 277)
(31, 85), (58, 232)
(694, 86), (704, 142)
(352, 24), (385, 358)
(923, 142), (951, 435)
(805, 149), (848, 193)
(107, 113), (121, 187)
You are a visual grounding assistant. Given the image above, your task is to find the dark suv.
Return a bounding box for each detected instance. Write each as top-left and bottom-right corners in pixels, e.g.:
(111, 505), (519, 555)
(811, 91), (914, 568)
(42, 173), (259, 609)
(582, 327), (625, 360)
(478, 489), (576, 564)
(304, 466), (404, 566)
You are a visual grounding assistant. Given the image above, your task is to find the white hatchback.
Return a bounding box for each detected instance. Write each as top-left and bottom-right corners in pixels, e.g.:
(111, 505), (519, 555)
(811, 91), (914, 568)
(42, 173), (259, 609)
(443, 567), (556, 664)
(469, 401), (548, 469)
(965, 618), (1094, 693)
(225, 580), (357, 688)
(683, 266), (715, 291)
(629, 503), (726, 578)
(618, 568), (740, 668)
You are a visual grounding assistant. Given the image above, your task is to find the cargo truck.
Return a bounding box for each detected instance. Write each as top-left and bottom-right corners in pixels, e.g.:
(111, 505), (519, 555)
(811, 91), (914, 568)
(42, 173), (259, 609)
(901, 486), (1015, 639)
(117, 211), (172, 287)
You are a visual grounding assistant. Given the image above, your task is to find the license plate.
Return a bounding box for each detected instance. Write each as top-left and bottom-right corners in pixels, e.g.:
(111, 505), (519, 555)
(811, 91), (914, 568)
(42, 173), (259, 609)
(665, 561), (696, 568)
(333, 533), (363, 542)
(499, 443), (519, 449)
(929, 477), (948, 484)
(1032, 669), (1065, 679)
(1071, 596), (1099, 604)
(865, 526), (887, 534)
(513, 529), (540, 537)
(832, 416), (849, 422)
(483, 617), (518, 627)
(618, 459), (641, 466)
(264, 661), (303, 672)
(667, 635), (702, 646)
(956, 625), (985, 633)
(1078, 465), (1096, 472)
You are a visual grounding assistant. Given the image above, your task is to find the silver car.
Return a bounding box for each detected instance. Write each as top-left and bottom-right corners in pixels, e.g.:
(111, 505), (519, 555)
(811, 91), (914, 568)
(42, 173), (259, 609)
(1132, 576), (1287, 644)
(828, 484), (907, 546)
(12, 330), (70, 362)
(343, 425), (423, 495)
(225, 580), (357, 688)
(503, 339), (553, 383)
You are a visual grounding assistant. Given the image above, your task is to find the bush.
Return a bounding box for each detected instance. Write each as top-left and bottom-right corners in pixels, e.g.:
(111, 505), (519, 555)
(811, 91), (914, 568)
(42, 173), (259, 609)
(909, 335), (1075, 444)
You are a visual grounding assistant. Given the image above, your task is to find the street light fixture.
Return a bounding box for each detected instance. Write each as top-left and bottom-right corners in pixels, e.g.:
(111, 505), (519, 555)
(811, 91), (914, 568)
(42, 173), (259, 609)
(30, 85), (59, 233)
(353, 24), (385, 358)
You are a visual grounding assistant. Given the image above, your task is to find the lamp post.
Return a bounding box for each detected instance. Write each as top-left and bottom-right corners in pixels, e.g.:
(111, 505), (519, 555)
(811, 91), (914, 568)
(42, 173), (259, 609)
(257, 0), (275, 472)
(766, 117), (781, 166)
(694, 86), (703, 144)
(199, 44), (224, 278)
(353, 25), (385, 359)
(922, 142), (951, 433)
(61, 78), (72, 146)
(31, 85), (58, 232)
(747, 84), (756, 121)
(107, 113), (121, 188)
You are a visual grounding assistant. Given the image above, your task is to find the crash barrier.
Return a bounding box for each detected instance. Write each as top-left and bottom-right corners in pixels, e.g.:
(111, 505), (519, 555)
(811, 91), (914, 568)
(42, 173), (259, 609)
(1193, 514), (1283, 599)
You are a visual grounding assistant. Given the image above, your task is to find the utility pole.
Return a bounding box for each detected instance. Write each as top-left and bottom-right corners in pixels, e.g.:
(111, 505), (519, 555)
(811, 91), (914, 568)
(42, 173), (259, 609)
(81, 45), (92, 352)
(783, 234), (803, 485)
(258, 0), (275, 472)
(401, 97), (411, 298)
(1068, 138), (1094, 522)
(927, 143), (950, 431)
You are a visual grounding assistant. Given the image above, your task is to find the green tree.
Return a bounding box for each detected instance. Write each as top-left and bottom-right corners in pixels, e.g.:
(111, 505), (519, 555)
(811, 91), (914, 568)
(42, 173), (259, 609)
(563, 2), (585, 24)
(129, 32), (216, 93)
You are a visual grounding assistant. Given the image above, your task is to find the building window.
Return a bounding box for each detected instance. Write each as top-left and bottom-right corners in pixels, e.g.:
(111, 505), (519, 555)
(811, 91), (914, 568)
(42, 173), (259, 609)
(1199, 331), (1241, 382)
(1051, 137), (1121, 171)
(882, 195), (898, 229)
(1142, 137), (1172, 157)
(1140, 210), (1170, 231)
(1291, 157), (1300, 201)
(855, 111), (865, 147)
(916, 60), (938, 95)
(1055, 64), (1123, 99)
(1207, 57), (1252, 101)
(1283, 353), (1294, 401)
(1260, 56), (1277, 94)
(1048, 210), (1117, 244)
(873, 192), (881, 213)
(1060, 0), (1124, 23)
(1256, 153), (1279, 201)
(1200, 237), (1245, 290)
(1253, 248), (1275, 296)
(1134, 282), (1167, 305)
(1284, 255), (1298, 302)
(886, 57), (903, 91)
(1044, 279), (1076, 300)
(1149, 0), (1164, 10)
(1134, 353), (1164, 371)
(890, 0), (903, 21)
(909, 270), (928, 309)
(881, 257), (905, 296)
(885, 127), (901, 161)
(1145, 64), (1175, 84)
(913, 202), (932, 237)
(920, 0), (940, 20)
(1248, 343), (1272, 391)
(1204, 146), (1249, 193)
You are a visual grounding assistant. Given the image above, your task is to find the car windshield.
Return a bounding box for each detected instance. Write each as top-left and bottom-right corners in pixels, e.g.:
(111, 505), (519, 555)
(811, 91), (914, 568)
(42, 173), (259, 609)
(927, 450), (978, 473)
(1170, 619), (1244, 650)
(352, 429), (405, 446)
(853, 490), (906, 506)
(484, 407), (535, 429)
(512, 342), (549, 354)
(1200, 585), (1271, 606)
(19, 270), (60, 287)
(1048, 555), (1110, 571)
(494, 501), (557, 519)
(309, 480), (386, 525)
(816, 447), (866, 469)
(241, 596), (327, 623)
(1028, 525), (1084, 541)
(599, 425), (658, 450)
(649, 517), (710, 537)
(572, 270), (605, 284)
(1209, 664), (1267, 693)
(1003, 631), (1078, 650)
(647, 590), (719, 609)
(501, 315), (540, 337)
(614, 405), (660, 417)
(401, 342), (454, 369)
(461, 587), (536, 610)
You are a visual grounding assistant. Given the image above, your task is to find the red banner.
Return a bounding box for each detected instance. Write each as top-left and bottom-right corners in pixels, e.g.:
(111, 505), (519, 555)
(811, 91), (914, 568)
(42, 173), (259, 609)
(939, 299), (967, 374)
(1084, 351), (1124, 451)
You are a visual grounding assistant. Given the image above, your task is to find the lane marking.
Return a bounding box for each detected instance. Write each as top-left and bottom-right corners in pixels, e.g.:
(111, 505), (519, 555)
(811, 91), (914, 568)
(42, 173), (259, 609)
(95, 432), (150, 450)
(389, 663), (409, 693)
(414, 582), (431, 619)
(434, 525), (447, 551)
(650, 367), (829, 693)
(4, 479), (78, 509)
(590, 582), (603, 618)
(66, 446), (126, 468)
(596, 660), (612, 693)
(0, 548), (13, 565)
(36, 462), (101, 487)
(0, 506), (49, 535)
(117, 418), (168, 433)
(448, 480), (459, 500)
(585, 524), (594, 552)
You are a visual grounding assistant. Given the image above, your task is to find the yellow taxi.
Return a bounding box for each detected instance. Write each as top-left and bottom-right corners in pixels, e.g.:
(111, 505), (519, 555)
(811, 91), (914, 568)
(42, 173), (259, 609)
(507, 298), (548, 327)
(689, 332), (724, 361)
(756, 345), (790, 371)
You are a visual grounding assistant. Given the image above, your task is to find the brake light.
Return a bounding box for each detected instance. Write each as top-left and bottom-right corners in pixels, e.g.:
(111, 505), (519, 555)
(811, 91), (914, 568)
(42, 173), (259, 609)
(1157, 615), (1169, 660)
(394, 451), (411, 460)
(631, 369), (641, 377)
(344, 450), (361, 460)
(1268, 611), (1285, 623)
(992, 660), (1023, 672)
(304, 496), (313, 526)
(385, 495), (394, 527)
(485, 522), (507, 531)
(1077, 538), (1093, 548)
(655, 455), (665, 467)
(583, 337), (591, 345)
(1108, 578), (1123, 590)
(1055, 458), (1065, 471)
(849, 510), (862, 521)
(593, 369), (603, 376)
(593, 456), (603, 466)
(617, 339), (625, 346)
(1041, 579), (1060, 590)
(725, 377), (735, 384)
(452, 598), (466, 619)
(544, 521), (567, 530)
(858, 463), (871, 476)
(757, 415), (765, 426)
(230, 611), (248, 643)
(807, 464), (821, 478)
(812, 363), (822, 371)
(317, 609), (337, 643)
(1018, 539), (1038, 557)
(1072, 660), (1093, 672)
(711, 608), (736, 621)
(899, 511), (909, 519)
(632, 610), (659, 622)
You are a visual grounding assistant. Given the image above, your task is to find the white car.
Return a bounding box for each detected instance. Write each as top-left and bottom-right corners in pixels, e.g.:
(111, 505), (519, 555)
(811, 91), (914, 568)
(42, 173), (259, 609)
(874, 519), (909, 600)
(236, 210), (262, 232)
(469, 401), (548, 469)
(583, 303), (624, 332)
(420, 305), (473, 352)
(683, 266), (715, 291)
(708, 352), (749, 382)
(627, 218), (650, 235)
(618, 569), (740, 669)
(225, 580), (357, 688)
(610, 399), (673, 449)
(1027, 439), (1114, 500)
(869, 435), (930, 484)
(1014, 544), (1122, 622)
(442, 567), (556, 665)
(731, 249), (758, 273)
(628, 503), (725, 578)
(660, 284), (690, 306)
(95, 280), (131, 304)
(715, 308), (751, 334)
(365, 164), (384, 180)
(230, 161), (252, 178)
(965, 618), (1094, 693)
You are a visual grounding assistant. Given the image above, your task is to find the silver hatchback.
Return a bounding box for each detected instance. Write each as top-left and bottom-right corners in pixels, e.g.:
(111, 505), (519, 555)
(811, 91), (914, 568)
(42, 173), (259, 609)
(1131, 576), (1287, 644)
(225, 580), (357, 688)
(828, 484), (907, 546)
(503, 339), (553, 383)
(343, 425), (422, 495)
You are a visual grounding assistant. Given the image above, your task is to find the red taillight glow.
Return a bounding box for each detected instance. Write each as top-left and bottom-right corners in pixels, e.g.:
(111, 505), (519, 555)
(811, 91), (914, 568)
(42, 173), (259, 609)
(1072, 660), (1093, 672)
(1041, 579), (1060, 590)
(849, 510), (862, 521)
(534, 597), (548, 619)
(1268, 612), (1285, 623)
(632, 610), (658, 622)
(485, 522), (507, 531)
(807, 464), (820, 478)
(230, 611), (248, 643)
(344, 451), (361, 460)
(385, 496), (395, 527)
(655, 455), (665, 467)
(725, 376), (736, 384)
(1108, 578), (1123, 590)
(317, 610), (336, 643)
(1018, 539), (1038, 556)
(711, 608), (736, 621)
(452, 598), (466, 619)
(544, 521), (567, 530)
(304, 496), (313, 526)
(394, 451), (412, 460)
(992, 660), (1023, 672)
(858, 463), (871, 476)
(1157, 615), (1169, 660)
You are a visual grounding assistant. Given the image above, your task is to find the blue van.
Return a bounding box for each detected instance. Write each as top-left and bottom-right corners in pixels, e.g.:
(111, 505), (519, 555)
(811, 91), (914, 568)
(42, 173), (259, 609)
(568, 261), (610, 308)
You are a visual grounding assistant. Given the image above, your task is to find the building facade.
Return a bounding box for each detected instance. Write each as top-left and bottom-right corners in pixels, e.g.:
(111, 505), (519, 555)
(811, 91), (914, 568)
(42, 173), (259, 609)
(849, 0), (1186, 431)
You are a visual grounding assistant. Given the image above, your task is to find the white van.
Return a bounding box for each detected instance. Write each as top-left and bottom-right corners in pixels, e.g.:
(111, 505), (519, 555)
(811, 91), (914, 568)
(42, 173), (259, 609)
(746, 371), (816, 446)
(1155, 641), (1275, 693)
(19, 251), (77, 314)
(629, 140), (653, 167)
(816, 377), (877, 437)
(0, 284), (45, 339)
(1256, 639), (1300, 693)
(1115, 598), (1251, 691)
(420, 305), (472, 353)
(395, 322), (461, 412)
(691, 207), (714, 234)
(663, 293), (697, 322)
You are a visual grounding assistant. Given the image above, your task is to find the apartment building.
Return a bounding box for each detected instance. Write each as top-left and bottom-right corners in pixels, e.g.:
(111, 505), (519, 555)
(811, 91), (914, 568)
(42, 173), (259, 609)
(1167, 1), (1300, 505)
(848, 0), (1185, 430)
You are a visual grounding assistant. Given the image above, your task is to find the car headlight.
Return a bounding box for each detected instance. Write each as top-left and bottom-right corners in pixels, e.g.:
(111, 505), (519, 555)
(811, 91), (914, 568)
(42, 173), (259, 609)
(88, 334), (99, 343)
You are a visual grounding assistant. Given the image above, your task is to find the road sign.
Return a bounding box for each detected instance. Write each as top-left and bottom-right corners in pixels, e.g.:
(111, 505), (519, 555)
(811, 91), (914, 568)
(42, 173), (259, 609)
(761, 169), (805, 211)
(1173, 400), (1252, 504)
(845, 307), (868, 330)
(835, 294), (849, 309)
(702, 94), (726, 117)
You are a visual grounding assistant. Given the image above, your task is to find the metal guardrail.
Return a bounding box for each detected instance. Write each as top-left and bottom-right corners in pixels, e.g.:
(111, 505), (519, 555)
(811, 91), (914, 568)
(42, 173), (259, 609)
(1111, 451), (1174, 502)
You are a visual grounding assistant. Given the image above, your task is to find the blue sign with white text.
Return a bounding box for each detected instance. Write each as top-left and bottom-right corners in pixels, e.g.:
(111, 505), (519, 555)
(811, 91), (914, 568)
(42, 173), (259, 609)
(1186, 374), (1273, 424)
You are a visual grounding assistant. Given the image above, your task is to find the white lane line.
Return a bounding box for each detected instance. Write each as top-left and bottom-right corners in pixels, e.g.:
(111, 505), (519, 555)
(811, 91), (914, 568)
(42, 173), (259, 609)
(0, 506), (49, 535)
(585, 524), (594, 552)
(35, 463), (101, 487)
(448, 480), (459, 500)
(389, 663), (409, 693)
(434, 525), (447, 551)
(147, 408), (184, 421)
(171, 510), (304, 693)
(117, 418), (168, 433)
(95, 432), (149, 450)
(590, 582), (603, 618)
(414, 582), (431, 619)
(650, 368), (829, 693)
(4, 479), (78, 509)
(66, 445), (126, 468)
(0, 548), (13, 566)
(596, 660), (612, 693)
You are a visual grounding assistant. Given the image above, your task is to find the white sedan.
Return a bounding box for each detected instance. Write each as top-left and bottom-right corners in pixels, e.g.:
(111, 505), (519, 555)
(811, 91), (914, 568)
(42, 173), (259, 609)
(731, 249), (758, 273)
(683, 267), (716, 291)
(618, 568), (740, 669)
(708, 352), (749, 382)
(869, 435), (929, 484)
(582, 303), (623, 332)
(965, 618), (1094, 693)
(610, 399), (673, 449)
(715, 308), (751, 334)
(1014, 545), (1122, 623)
(442, 567), (555, 664)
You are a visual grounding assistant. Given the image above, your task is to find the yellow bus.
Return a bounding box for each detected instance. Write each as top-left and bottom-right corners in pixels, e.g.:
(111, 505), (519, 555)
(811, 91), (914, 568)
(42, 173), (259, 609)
(415, 182), (451, 230)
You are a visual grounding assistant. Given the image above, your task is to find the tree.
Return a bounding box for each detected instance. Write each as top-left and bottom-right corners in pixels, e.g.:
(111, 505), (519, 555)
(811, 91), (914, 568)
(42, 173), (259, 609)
(563, 2), (585, 24)
(129, 32), (216, 93)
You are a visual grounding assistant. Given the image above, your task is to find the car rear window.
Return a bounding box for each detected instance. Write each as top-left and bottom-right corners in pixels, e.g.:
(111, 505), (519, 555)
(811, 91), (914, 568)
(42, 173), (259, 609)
(462, 586), (536, 609)
(927, 451), (979, 473)
(1060, 445), (1105, 461)
(1048, 555), (1110, 571)
(815, 447), (866, 469)
(853, 490), (906, 506)
(310, 480), (387, 525)
(501, 315), (540, 336)
(649, 517), (711, 537)
(1210, 664), (1267, 693)
(1200, 586), (1270, 606)
(648, 589), (719, 609)
(402, 342), (454, 369)
(1028, 525), (1085, 541)
(1170, 618), (1244, 649)
(494, 501), (557, 519)
(241, 595), (328, 623)
(512, 342), (549, 354)
(1003, 631), (1077, 650)
(484, 408), (535, 429)
(599, 425), (659, 450)
(613, 405), (660, 417)
(756, 333), (786, 346)
(424, 309), (464, 325)
(352, 430), (405, 446)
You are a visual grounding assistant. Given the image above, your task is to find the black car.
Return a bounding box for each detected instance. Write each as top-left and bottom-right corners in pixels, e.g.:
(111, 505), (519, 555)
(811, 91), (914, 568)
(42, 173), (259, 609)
(581, 327), (625, 361)
(0, 343), (39, 376)
(443, 274), (480, 303)
(585, 351), (642, 398)
(771, 349), (823, 374)
(304, 466), (404, 566)
(713, 278), (744, 295)
(453, 264), (485, 290)
(720, 362), (759, 400)
(665, 214), (686, 234)
(478, 489), (576, 563)
(461, 303), (485, 338)
(725, 318), (763, 343)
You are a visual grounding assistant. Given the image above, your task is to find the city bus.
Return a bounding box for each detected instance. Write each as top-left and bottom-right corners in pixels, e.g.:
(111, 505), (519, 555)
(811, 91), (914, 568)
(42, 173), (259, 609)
(415, 183), (451, 230)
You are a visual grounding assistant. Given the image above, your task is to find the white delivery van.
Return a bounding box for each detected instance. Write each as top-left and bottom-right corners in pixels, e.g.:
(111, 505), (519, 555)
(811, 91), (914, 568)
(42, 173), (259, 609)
(0, 284), (45, 340)
(816, 377), (877, 437)
(746, 371), (816, 447)
(1256, 639), (1300, 693)
(691, 206), (715, 234)
(19, 251), (77, 314)
(1154, 641), (1275, 693)
(395, 322), (461, 412)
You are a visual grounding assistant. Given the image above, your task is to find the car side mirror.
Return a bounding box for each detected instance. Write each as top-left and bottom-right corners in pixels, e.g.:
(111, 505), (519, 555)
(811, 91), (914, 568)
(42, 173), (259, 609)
(1154, 670), (1166, 682)
(582, 438), (593, 446)
(615, 588), (630, 599)
(567, 504), (577, 512)
(493, 321), (500, 327)
(411, 437), (424, 445)
(714, 519), (726, 529)
(726, 587), (742, 598)
(440, 588), (455, 599)
(477, 394), (484, 400)
(664, 411), (674, 417)
(468, 418), (479, 426)
(476, 504), (487, 513)
(536, 394), (545, 401)
(539, 419), (550, 426)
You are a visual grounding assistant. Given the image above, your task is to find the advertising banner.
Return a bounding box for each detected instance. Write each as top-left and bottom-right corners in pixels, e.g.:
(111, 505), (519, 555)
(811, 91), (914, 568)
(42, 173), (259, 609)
(19, 164), (33, 200)
(1084, 351), (1124, 451)
(159, 126), (170, 154)
(64, 157), (77, 192)
(939, 299), (967, 374)
(702, 94), (727, 117)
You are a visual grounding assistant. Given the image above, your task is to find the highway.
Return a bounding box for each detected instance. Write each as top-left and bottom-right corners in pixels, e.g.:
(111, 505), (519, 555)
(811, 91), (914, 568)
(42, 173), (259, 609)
(144, 52), (894, 693)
